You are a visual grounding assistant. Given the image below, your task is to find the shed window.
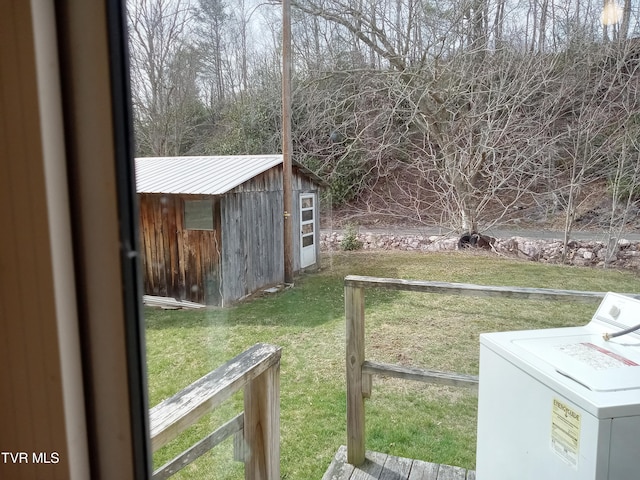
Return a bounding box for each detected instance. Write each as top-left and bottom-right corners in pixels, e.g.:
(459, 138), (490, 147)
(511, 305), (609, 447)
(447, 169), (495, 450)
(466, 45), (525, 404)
(184, 199), (214, 230)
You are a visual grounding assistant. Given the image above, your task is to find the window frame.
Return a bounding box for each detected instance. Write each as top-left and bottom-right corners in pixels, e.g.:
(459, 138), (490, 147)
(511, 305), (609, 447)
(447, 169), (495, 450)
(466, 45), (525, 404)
(184, 198), (216, 231)
(59, 1), (152, 477)
(0, 1), (151, 478)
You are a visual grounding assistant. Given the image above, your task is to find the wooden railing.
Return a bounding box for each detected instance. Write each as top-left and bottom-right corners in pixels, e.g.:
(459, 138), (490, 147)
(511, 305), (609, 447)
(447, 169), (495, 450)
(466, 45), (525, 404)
(344, 275), (611, 466)
(149, 343), (282, 480)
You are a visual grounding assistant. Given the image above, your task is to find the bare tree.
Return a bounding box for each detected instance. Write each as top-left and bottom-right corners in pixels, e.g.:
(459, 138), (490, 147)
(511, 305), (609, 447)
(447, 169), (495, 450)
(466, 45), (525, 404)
(287, 0), (640, 240)
(125, 0), (640, 246)
(128, 0), (203, 156)
(291, 1), (567, 232)
(196, 0), (229, 106)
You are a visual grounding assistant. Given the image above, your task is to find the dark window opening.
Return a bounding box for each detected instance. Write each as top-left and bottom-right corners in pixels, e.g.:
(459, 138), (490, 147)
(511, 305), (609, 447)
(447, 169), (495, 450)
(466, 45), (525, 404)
(184, 199), (214, 230)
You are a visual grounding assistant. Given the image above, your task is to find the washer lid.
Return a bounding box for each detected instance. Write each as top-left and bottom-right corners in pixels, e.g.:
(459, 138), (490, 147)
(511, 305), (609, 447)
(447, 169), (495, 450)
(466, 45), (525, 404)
(513, 334), (640, 392)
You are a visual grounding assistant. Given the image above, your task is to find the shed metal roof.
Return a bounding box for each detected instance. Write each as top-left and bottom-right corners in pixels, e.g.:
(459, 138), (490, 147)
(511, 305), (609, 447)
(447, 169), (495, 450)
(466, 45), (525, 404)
(136, 155), (319, 195)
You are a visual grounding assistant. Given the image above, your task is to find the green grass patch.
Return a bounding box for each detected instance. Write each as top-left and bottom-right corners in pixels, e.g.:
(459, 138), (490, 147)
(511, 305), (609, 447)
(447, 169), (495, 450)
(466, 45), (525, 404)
(145, 251), (640, 479)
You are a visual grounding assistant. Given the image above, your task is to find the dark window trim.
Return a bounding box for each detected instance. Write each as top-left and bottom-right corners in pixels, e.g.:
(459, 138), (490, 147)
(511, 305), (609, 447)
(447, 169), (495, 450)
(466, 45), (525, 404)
(105, 2), (152, 478)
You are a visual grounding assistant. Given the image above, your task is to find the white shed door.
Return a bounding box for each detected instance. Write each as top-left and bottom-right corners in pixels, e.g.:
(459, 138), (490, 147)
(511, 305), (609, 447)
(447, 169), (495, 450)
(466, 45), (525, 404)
(300, 193), (316, 268)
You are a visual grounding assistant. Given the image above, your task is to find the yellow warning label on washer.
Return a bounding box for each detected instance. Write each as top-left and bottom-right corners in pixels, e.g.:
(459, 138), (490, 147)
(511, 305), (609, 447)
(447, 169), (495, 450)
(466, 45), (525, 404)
(551, 398), (580, 468)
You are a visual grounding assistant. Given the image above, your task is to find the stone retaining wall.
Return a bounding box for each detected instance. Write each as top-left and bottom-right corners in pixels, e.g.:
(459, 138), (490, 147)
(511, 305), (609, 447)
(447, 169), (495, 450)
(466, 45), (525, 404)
(320, 232), (640, 269)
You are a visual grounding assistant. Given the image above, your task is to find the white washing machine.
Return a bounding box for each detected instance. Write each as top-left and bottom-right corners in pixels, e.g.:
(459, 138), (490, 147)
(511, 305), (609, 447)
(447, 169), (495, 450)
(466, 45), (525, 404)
(476, 292), (640, 480)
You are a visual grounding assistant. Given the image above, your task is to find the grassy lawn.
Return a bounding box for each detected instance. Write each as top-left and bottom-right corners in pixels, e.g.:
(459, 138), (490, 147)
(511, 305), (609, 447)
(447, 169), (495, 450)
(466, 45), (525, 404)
(145, 251), (640, 479)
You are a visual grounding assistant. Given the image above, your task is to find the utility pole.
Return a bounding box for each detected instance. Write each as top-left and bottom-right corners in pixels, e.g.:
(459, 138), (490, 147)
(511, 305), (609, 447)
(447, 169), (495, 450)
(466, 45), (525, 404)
(282, 0), (294, 284)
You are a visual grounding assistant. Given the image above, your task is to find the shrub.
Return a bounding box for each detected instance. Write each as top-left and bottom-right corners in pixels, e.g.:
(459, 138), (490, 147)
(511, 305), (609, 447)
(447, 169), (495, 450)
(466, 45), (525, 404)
(340, 223), (363, 251)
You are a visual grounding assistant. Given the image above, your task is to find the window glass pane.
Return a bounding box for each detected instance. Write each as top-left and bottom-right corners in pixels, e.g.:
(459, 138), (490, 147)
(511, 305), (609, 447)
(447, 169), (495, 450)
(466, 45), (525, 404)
(124, 0), (640, 477)
(184, 200), (214, 230)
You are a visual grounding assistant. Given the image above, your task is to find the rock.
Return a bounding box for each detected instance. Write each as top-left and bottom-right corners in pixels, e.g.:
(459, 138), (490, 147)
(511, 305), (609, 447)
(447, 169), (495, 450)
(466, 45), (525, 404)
(619, 238), (631, 248)
(318, 231), (640, 269)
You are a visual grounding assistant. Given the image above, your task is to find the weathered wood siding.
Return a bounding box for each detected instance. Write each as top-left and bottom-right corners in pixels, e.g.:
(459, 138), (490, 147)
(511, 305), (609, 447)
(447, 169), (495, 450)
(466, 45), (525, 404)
(220, 191), (284, 303)
(220, 165), (320, 304)
(139, 163), (321, 306)
(139, 194), (221, 304)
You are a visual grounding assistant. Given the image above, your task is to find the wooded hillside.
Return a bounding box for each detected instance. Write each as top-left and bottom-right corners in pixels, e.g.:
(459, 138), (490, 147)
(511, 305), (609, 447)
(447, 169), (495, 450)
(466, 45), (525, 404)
(127, 0), (640, 237)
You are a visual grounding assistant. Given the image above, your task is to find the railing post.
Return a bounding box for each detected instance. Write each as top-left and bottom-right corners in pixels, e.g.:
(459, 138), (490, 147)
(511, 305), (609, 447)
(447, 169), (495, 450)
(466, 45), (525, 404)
(345, 283), (366, 466)
(244, 361), (280, 480)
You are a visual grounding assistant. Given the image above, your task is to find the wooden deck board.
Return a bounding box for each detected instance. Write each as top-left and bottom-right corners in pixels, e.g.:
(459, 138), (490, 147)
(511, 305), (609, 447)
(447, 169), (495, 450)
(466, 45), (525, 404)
(323, 446), (475, 480)
(322, 446), (355, 480)
(351, 450), (386, 479)
(407, 459), (439, 480)
(380, 454), (413, 480)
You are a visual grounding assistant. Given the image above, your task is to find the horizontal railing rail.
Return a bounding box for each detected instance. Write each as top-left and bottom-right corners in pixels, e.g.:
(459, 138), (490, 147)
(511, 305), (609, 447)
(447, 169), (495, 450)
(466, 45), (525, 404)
(149, 342), (282, 480)
(344, 275), (631, 466)
(361, 360), (479, 393)
(345, 275), (612, 302)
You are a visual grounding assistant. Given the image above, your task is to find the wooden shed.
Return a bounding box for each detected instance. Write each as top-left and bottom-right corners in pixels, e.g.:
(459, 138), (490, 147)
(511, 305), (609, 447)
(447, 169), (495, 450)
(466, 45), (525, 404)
(136, 155), (324, 306)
